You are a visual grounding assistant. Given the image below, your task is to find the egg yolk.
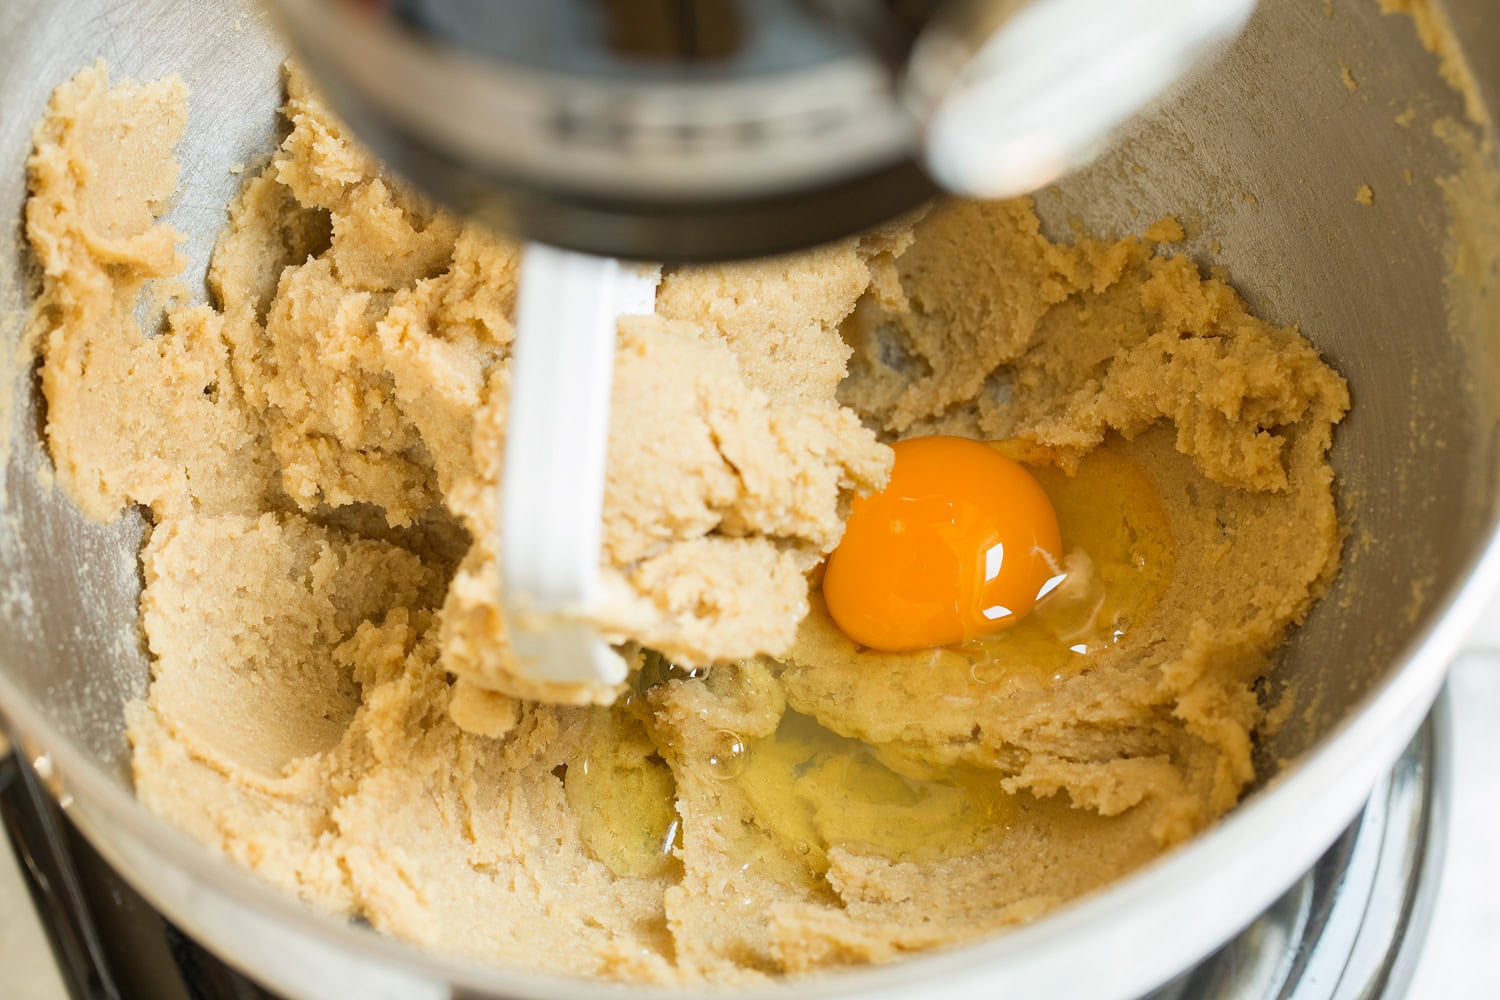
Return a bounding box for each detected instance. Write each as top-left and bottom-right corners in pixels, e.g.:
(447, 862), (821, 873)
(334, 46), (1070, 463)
(822, 436), (1063, 652)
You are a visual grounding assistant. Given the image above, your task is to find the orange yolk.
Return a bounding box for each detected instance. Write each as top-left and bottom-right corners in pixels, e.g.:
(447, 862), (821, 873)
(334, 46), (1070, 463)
(822, 436), (1063, 652)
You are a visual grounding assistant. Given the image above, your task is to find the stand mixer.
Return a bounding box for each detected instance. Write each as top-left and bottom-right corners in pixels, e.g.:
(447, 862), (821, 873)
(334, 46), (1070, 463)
(265, 0), (1259, 689)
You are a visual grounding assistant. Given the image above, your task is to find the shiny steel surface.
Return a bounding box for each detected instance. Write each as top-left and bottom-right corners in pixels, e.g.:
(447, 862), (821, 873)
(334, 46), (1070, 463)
(270, 0), (919, 201)
(265, 0), (937, 260)
(0, 1), (1496, 998)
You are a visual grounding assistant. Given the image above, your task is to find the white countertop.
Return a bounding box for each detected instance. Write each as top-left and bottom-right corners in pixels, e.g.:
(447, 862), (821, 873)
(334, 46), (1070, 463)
(5, 617), (1499, 1000)
(1408, 647), (1500, 999)
(0, 796), (68, 1000)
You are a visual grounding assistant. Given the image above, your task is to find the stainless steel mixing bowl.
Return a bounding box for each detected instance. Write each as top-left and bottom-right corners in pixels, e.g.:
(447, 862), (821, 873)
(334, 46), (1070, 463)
(1, 1), (1497, 998)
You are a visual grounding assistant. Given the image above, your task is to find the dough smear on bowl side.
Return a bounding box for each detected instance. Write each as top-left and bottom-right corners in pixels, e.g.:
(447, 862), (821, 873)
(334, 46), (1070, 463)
(23, 62), (1349, 984)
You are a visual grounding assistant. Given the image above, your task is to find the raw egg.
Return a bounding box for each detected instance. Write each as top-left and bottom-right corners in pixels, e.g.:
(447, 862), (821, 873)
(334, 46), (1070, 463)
(823, 436), (1063, 651)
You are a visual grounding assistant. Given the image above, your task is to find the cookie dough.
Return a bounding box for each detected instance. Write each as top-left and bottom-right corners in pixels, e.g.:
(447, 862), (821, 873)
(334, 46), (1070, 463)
(25, 63), (1348, 984)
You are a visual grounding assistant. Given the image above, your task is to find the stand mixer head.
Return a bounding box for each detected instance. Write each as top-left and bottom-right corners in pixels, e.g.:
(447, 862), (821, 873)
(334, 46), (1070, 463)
(265, 0), (1258, 261)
